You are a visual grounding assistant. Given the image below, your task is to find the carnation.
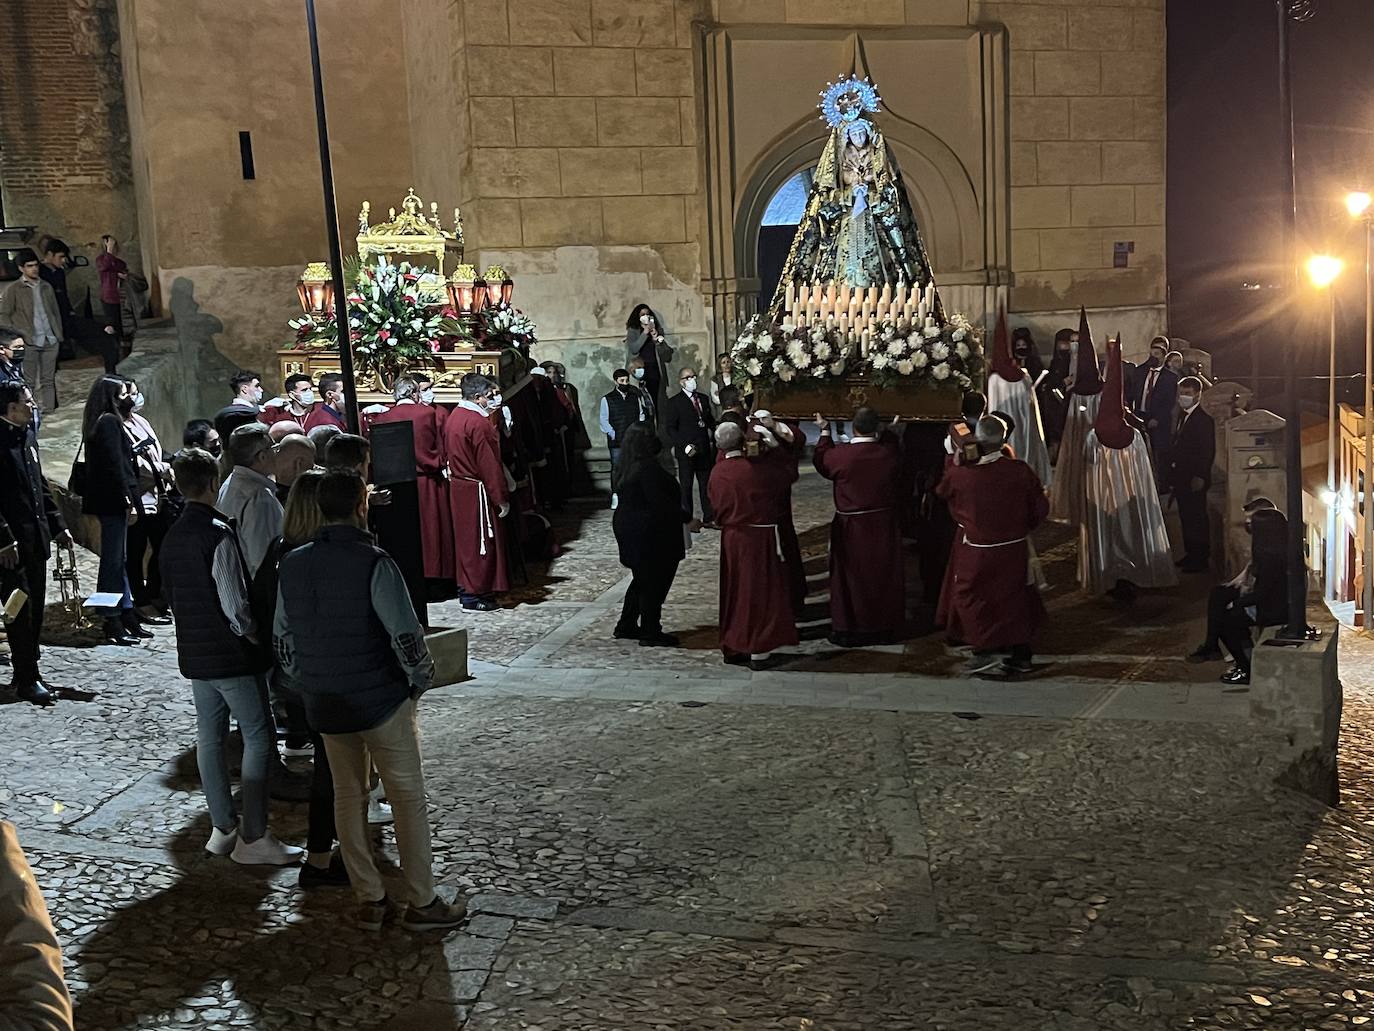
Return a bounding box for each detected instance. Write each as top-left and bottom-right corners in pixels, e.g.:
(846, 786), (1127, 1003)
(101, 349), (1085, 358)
(871, 353), (891, 370)
(912, 350), (929, 368)
(886, 340), (905, 357)
(905, 335), (921, 350)
(932, 342), (950, 361)
(746, 358), (763, 377)
(809, 326), (826, 343)
(924, 325), (941, 339)
(779, 365), (797, 382)
(814, 341), (832, 361)
(951, 329), (966, 343)
(756, 334), (775, 354)
(932, 362), (951, 381)
(829, 359), (846, 377)
(955, 342), (969, 359)
(896, 359), (915, 376)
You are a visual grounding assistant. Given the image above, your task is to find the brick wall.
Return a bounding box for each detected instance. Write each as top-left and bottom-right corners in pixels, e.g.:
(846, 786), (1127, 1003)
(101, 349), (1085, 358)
(0, 0), (139, 293)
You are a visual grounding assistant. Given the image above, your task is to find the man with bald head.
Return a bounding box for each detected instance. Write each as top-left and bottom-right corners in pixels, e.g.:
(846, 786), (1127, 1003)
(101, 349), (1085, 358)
(707, 420), (798, 668)
(273, 434), (317, 504)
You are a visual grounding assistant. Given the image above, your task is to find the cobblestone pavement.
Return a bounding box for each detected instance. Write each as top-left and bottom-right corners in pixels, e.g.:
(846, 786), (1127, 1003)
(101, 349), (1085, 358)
(4, 472), (1374, 1029)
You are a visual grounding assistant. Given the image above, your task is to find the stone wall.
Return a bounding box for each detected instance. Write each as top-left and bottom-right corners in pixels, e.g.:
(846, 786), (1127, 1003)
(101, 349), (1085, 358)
(114, 0), (415, 387)
(0, 0), (140, 306)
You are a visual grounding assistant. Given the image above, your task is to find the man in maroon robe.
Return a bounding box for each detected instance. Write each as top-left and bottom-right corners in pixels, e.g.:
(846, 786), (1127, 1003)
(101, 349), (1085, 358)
(366, 377), (454, 582)
(814, 407), (905, 646)
(707, 421), (799, 668)
(443, 374), (509, 611)
(936, 416), (1049, 678)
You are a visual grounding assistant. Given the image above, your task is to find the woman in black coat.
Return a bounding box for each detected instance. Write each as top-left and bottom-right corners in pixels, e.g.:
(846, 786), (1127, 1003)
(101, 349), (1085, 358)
(80, 374), (141, 645)
(612, 424), (698, 647)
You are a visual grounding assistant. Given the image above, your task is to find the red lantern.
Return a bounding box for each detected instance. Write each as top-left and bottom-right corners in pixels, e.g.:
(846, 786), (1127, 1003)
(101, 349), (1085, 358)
(500, 276), (514, 305)
(446, 277), (474, 312)
(470, 277), (489, 314)
(297, 265), (335, 315)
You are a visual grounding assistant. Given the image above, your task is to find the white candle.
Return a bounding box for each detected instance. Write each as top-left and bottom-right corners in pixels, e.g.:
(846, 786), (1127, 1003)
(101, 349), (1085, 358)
(785, 282), (796, 315)
(826, 282), (837, 308)
(925, 315), (936, 330)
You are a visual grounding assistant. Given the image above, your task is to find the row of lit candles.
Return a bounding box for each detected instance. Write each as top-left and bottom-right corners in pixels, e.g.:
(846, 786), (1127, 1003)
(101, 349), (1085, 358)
(783, 280), (938, 325)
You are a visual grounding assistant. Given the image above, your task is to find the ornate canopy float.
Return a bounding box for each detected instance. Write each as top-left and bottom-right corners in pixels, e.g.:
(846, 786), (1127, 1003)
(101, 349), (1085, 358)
(733, 76), (983, 419)
(279, 188), (538, 402)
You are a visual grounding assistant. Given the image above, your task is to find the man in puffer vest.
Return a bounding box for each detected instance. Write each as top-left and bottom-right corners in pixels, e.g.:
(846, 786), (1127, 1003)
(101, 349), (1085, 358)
(160, 447), (303, 867)
(273, 470), (465, 933)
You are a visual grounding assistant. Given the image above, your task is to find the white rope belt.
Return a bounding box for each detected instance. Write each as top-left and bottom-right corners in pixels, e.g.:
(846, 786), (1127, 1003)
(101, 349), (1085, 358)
(837, 506), (891, 517)
(960, 530), (1027, 549)
(458, 476), (495, 555)
(746, 522), (784, 559)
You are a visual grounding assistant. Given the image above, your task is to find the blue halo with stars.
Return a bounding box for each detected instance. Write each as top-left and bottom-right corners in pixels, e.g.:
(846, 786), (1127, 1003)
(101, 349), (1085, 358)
(818, 76), (883, 129)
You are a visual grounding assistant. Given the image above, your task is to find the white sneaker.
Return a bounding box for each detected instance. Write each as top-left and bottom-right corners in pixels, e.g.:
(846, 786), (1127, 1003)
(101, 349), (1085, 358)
(282, 742), (314, 757)
(206, 825), (239, 856)
(231, 831), (305, 866)
(367, 799), (394, 825)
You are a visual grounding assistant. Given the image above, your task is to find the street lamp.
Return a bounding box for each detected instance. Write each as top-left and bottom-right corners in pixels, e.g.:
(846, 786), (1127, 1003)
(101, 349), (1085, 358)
(1348, 190), (1374, 631)
(1307, 254), (1343, 600)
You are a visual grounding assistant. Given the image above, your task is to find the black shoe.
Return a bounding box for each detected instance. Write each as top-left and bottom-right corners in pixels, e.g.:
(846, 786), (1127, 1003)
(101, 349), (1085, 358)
(722, 651), (749, 666)
(139, 613), (172, 626)
(1186, 645), (1223, 664)
(1002, 656), (1034, 676)
(1220, 665), (1250, 685)
(639, 632), (680, 648)
(121, 611), (155, 639)
(613, 624), (640, 640)
(461, 598), (499, 612)
(1105, 580), (1138, 603)
(102, 618), (140, 646)
(15, 682), (56, 707)
(298, 852), (351, 889)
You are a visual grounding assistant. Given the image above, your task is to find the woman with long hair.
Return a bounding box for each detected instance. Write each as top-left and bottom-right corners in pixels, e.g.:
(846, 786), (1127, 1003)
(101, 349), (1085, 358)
(611, 423), (698, 646)
(624, 303), (674, 424)
(80, 375), (141, 645)
(249, 468), (350, 888)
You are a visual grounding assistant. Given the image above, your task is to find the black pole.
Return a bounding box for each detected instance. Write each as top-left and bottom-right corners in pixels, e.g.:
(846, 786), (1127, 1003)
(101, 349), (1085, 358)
(305, 0), (360, 433)
(1277, 0), (1308, 638)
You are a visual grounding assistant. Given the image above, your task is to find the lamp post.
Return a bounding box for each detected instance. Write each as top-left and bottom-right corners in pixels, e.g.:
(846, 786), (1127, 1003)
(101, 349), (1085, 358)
(1349, 190), (1374, 630)
(1307, 254), (1343, 600)
(1276, 0), (1318, 640)
(304, 0), (359, 432)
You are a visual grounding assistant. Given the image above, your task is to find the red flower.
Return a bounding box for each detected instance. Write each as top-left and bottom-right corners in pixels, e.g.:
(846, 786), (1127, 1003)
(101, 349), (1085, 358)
(403, 272), (419, 283)
(348, 294), (363, 305)
(429, 340), (441, 353)
(378, 329), (391, 342)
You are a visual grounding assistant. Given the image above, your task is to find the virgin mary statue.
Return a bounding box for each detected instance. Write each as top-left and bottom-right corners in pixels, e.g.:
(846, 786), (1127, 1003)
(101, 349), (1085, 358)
(771, 76), (942, 319)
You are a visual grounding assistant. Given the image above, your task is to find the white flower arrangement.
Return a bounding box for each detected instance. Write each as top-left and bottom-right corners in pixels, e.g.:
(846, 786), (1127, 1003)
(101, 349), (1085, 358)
(896, 358), (915, 376)
(932, 362), (951, 381)
(871, 353), (891, 370)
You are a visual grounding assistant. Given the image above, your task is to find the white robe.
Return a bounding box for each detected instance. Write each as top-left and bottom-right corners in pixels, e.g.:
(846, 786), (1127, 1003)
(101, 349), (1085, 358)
(1079, 426), (1178, 593)
(1049, 392), (1100, 525)
(987, 371), (1052, 489)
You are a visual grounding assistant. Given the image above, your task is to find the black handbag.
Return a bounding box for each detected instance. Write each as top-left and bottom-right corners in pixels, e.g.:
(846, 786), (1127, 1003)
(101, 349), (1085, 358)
(67, 438), (88, 498)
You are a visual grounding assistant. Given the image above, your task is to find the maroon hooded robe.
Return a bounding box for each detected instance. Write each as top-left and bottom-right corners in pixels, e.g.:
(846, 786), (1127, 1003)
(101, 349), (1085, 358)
(368, 401), (454, 580)
(814, 431), (906, 639)
(708, 451), (800, 657)
(443, 403), (510, 596)
(936, 454), (1048, 651)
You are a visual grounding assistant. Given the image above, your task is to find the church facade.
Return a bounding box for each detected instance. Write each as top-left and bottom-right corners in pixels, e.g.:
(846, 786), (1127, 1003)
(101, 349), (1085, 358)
(2, 0), (1165, 426)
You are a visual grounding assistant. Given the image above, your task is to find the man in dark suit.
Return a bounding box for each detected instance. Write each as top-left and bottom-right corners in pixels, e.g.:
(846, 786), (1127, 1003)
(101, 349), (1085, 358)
(0, 383), (72, 706)
(1165, 376), (1215, 572)
(663, 366), (716, 523)
(1131, 336), (1179, 456)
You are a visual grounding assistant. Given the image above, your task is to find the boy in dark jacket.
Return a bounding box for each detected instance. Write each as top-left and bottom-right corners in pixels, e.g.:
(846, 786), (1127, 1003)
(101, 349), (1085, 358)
(160, 448), (303, 867)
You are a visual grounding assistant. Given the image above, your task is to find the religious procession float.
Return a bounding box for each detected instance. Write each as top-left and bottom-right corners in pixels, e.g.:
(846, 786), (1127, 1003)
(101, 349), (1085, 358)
(278, 188), (538, 403)
(733, 75), (983, 420)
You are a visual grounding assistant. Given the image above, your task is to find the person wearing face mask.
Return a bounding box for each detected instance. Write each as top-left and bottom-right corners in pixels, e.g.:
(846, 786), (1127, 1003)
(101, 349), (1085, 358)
(599, 368), (649, 485)
(366, 377), (454, 583)
(260, 374), (317, 428)
(121, 379), (174, 623)
(443, 374), (510, 611)
(1164, 376), (1215, 573)
(415, 375), (437, 406)
(184, 419), (222, 458)
(303, 373), (349, 434)
(1187, 496), (1277, 665)
(1039, 328), (1077, 458)
(664, 367), (717, 525)
(78, 375), (142, 645)
(1129, 335), (1178, 460)
(625, 304), (674, 426)
(223, 370), (264, 417)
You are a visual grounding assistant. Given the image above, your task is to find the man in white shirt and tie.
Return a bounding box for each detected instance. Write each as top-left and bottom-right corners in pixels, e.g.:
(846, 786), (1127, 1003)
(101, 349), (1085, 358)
(664, 366), (717, 524)
(1131, 335), (1178, 458)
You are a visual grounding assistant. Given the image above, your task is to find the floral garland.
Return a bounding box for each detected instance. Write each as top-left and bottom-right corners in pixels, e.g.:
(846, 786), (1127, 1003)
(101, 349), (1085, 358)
(731, 312), (982, 393)
(480, 301), (538, 352)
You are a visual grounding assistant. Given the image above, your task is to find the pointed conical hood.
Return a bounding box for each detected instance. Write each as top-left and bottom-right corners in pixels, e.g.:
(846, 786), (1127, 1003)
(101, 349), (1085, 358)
(1093, 335), (1135, 450)
(989, 306), (1023, 383)
(1072, 306), (1102, 396)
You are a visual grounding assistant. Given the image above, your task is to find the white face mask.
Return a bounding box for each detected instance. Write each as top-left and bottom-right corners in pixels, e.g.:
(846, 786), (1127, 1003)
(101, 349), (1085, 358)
(296, 389), (315, 406)
(633, 368), (645, 380)
(132, 392), (146, 413)
(253, 386), (264, 403)
(1179, 395), (1199, 412)
(420, 389), (435, 405)
(489, 392), (503, 409)
(682, 377), (697, 394)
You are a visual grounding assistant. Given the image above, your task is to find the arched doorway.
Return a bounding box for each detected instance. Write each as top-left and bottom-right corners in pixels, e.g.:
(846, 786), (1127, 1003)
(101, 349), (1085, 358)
(756, 166), (814, 312)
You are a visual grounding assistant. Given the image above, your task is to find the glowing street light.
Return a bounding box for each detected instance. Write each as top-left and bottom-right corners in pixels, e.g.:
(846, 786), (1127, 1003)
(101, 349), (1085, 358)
(1307, 253), (1344, 289)
(1347, 191), (1372, 219)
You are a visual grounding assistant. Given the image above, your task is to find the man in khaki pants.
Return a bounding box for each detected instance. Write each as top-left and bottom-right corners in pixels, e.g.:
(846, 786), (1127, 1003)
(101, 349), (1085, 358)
(0, 250), (62, 417)
(274, 470), (465, 933)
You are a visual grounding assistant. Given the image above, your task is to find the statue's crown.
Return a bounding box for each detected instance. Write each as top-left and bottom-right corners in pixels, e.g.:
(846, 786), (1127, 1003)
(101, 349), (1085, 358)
(818, 76), (882, 129)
